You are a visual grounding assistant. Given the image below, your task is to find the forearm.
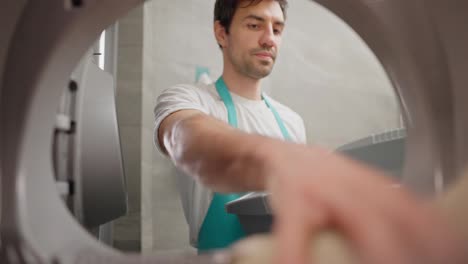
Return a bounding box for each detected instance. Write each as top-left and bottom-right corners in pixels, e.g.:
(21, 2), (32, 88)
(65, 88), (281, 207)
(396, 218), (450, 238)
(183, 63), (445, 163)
(164, 113), (278, 192)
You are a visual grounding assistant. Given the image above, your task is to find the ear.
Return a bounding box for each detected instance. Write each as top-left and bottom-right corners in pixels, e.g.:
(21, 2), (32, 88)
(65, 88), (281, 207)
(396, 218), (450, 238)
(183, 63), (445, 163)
(214, 21), (228, 49)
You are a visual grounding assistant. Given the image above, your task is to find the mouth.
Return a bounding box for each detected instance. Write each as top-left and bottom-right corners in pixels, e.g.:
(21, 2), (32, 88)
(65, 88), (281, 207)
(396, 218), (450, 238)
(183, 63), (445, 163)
(254, 52), (274, 60)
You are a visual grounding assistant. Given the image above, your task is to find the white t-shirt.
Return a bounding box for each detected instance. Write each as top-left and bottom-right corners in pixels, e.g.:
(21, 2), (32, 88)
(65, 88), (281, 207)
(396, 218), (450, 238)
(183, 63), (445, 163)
(153, 82), (306, 247)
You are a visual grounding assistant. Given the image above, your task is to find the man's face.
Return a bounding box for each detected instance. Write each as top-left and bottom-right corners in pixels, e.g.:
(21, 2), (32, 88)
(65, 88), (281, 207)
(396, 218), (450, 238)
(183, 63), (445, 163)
(224, 0), (285, 79)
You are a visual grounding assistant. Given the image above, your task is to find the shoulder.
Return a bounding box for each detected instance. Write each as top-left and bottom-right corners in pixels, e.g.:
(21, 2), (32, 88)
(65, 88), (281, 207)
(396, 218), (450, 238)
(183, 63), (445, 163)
(154, 82), (222, 111)
(153, 83), (219, 153)
(157, 83), (216, 102)
(264, 94), (304, 123)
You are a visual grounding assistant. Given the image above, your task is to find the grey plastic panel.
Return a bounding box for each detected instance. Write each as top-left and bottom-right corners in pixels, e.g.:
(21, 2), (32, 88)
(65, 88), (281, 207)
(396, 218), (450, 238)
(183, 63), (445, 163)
(226, 193), (270, 216)
(339, 138), (405, 178)
(73, 57), (127, 228)
(0, 1), (143, 262)
(226, 193), (273, 236)
(338, 129), (406, 178)
(338, 129), (406, 151)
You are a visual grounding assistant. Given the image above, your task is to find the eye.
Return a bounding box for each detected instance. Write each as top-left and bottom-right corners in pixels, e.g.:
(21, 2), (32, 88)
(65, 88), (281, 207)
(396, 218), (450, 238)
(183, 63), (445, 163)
(247, 24), (260, 30)
(273, 28), (282, 35)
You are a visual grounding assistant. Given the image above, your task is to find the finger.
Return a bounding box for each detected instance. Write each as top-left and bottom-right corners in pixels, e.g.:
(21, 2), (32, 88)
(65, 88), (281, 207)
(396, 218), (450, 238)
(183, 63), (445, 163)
(273, 193), (327, 264)
(340, 168), (456, 264)
(268, 151), (424, 264)
(316, 184), (413, 264)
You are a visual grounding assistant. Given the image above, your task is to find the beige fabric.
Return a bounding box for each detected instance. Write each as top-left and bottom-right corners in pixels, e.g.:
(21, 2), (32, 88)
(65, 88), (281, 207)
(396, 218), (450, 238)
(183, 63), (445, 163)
(230, 172), (468, 264)
(231, 232), (357, 264)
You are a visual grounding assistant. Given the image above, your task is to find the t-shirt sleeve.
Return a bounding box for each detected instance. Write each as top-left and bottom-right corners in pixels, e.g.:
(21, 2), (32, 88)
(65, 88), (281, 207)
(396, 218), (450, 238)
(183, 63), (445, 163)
(288, 111), (307, 144)
(298, 116), (307, 144)
(153, 84), (209, 154)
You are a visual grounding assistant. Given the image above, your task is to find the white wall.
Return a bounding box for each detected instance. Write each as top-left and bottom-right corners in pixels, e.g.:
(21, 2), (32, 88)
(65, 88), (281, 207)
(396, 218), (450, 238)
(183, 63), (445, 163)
(140, 0), (401, 254)
(268, 2), (401, 147)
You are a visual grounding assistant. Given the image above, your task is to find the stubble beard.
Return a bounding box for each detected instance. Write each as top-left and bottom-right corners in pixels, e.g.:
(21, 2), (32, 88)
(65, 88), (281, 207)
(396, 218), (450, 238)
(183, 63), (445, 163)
(228, 48), (275, 80)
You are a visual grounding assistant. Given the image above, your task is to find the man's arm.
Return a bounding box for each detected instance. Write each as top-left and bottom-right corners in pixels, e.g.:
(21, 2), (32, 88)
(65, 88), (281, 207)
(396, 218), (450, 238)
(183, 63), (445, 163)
(158, 109), (281, 192)
(158, 108), (466, 264)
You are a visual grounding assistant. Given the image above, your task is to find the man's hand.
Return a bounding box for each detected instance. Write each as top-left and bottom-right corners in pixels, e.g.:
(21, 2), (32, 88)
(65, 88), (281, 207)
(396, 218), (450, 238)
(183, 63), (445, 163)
(261, 144), (465, 264)
(159, 109), (465, 264)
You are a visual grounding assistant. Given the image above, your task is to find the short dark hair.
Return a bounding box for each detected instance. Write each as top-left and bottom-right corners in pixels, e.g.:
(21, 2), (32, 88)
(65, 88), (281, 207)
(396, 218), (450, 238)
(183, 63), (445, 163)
(214, 0), (288, 34)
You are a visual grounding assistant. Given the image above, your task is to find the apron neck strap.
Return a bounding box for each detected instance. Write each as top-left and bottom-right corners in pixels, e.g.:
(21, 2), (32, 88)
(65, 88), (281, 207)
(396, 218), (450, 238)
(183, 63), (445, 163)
(215, 77), (291, 141)
(215, 77), (238, 128)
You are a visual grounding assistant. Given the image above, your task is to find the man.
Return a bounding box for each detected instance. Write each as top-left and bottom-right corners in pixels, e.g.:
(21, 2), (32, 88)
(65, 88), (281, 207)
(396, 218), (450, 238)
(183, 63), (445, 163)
(154, 0), (305, 251)
(154, 0), (465, 263)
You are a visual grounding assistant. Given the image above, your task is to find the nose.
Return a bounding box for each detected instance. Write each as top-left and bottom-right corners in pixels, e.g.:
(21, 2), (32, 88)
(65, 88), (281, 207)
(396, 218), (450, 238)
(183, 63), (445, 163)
(259, 25), (276, 49)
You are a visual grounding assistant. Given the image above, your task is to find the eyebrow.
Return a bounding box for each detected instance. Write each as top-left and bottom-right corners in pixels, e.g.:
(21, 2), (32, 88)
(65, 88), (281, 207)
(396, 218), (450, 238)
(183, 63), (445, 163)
(243, 14), (285, 26)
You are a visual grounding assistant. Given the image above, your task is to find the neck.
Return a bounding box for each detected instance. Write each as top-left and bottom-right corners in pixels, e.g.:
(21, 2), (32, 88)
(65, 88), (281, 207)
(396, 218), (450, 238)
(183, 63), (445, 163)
(221, 67), (262, 101)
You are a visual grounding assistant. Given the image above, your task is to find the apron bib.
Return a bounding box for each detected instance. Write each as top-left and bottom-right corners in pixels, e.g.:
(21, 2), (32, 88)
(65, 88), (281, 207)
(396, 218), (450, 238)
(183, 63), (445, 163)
(197, 77), (291, 252)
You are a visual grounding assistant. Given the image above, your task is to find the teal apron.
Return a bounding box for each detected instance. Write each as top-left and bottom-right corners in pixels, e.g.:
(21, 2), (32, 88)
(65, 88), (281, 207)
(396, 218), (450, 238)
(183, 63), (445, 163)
(197, 77), (291, 252)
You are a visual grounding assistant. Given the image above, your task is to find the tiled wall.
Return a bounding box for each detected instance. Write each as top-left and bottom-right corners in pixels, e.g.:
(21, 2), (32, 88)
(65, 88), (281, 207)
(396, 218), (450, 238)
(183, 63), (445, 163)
(113, 5), (144, 252)
(141, 0), (201, 255)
